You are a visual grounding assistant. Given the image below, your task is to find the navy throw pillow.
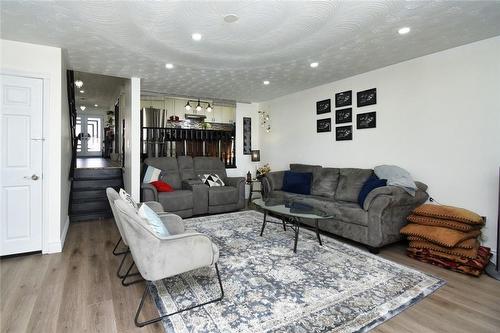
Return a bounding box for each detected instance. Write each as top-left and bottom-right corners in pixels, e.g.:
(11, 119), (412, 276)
(358, 175), (387, 207)
(282, 171), (313, 195)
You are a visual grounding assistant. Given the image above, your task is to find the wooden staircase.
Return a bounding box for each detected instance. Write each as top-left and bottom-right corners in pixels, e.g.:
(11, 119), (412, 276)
(70, 168), (123, 222)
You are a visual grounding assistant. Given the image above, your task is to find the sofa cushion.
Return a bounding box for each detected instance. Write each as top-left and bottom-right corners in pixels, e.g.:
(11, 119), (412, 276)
(200, 173), (225, 187)
(282, 171), (313, 195)
(335, 168), (373, 203)
(358, 175), (387, 207)
(143, 165), (161, 183)
(194, 157), (227, 181)
(268, 190), (300, 201)
(293, 196), (369, 226)
(177, 156), (195, 180)
(144, 157), (182, 190)
(158, 190), (193, 212)
(209, 186), (238, 206)
(150, 180), (174, 192)
(138, 204), (170, 237)
(266, 171), (285, 191)
(311, 167), (340, 198)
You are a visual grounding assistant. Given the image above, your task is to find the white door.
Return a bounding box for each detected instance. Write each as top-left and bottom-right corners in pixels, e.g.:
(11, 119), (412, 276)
(0, 74), (43, 255)
(76, 114), (103, 157)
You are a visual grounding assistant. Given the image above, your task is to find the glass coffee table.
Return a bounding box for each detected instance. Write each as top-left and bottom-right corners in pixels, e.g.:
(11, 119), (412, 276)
(253, 198), (333, 253)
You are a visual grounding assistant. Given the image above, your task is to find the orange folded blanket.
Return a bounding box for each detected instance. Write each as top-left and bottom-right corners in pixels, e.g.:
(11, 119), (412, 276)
(400, 223), (481, 248)
(409, 239), (479, 259)
(407, 214), (481, 232)
(412, 204), (483, 225)
(407, 236), (477, 249)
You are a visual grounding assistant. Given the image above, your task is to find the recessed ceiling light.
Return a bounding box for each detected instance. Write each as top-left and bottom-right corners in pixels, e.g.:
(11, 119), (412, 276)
(263, 80), (270, 85)
(165, 63), (174, 69)
(74, 80), (83, 88)
(79, 90), (85, 93)
(224, 14), (239, 23)
(94, 104), (98, 107)
(310, 62), (319, 68)
(80, 105), (86, 111)
(398, 27), (411, 35)
(192, 33), (202, 41)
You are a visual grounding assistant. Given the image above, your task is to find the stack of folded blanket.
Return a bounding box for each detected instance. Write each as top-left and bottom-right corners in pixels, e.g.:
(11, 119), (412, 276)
(400, 204), (492, 277)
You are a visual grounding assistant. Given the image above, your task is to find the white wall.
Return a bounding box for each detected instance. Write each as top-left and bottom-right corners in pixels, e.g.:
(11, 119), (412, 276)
(119, 78), (141, 200)
(260, 36), (500, 255)
(0, 39), (68, 253)
(227, 102), (260, 178)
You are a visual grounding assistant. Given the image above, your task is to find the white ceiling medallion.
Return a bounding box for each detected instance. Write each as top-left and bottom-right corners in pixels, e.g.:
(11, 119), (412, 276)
(165, 63), (174, 69)
(224, 14), (239, 23)
(398, 27), (411, 35)
(263, 80), (270, 85)
(191, 33), (202, 41)
(74, 80), (83, 88)
(310, 62), (319, 68)
(80, 105), (86, 111)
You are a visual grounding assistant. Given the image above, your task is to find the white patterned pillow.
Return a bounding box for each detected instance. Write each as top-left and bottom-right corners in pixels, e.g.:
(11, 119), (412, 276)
(199, 173), (225, 187)
(143, 165), (162, 183)
(119, 188), (138, 209)
(138, 204), (170, 237)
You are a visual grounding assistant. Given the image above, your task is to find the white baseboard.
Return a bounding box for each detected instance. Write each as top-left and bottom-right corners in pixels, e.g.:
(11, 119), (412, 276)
(43, 216), (69, 254)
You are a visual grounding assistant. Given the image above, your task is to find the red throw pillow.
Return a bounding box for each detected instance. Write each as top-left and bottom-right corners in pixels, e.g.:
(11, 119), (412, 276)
(150, 180), (174, 192)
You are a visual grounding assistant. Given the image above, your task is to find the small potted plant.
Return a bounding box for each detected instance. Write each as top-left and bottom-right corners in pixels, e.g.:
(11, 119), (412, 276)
(256, 163), (271, 179)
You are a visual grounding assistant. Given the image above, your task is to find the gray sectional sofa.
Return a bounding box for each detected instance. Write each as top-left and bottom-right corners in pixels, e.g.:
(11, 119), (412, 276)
(141, 156), (245, 218)
(261, 164), (429, 252)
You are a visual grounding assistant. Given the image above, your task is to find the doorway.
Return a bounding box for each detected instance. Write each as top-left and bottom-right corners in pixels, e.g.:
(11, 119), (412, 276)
(76, 114), (104, 157)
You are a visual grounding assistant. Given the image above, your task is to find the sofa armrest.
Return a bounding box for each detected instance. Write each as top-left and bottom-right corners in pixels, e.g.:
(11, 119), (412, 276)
(141, 183), (158, 202)
(158, 213), (185, 235)
(182, 179), (209, 215)
(363, 185), (428, 211)
(225, 177), (245, 209)
(261, 171), (285, 196)
(225, 176), (245, 187)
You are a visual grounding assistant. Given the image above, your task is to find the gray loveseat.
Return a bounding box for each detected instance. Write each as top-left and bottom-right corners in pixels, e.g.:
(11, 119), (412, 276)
(261, 164), (429, 253)
(142, 156), (245, 218)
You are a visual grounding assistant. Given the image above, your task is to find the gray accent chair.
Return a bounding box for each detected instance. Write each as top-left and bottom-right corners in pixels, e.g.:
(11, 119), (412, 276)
(261, 164), (429, 253)
(142, 156), (245, 217)
(106, 187), (178, 285)
(113, 199), (224, 327)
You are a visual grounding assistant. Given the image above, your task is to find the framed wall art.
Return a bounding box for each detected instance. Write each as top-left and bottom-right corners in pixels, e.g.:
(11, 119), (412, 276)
(316, 99), (331, 115)
(317, 118), (331, 133)
(335, 108), (352, 124)
(357, 112), (376, 129)
(243, 117), (252, 154)
(357, 88), (377, 107)
(335, 90), (352, 108)
(335, 125), (353, 141)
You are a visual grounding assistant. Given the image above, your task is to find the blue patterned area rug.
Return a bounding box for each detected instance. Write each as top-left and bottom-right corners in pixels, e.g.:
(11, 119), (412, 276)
(149, 210), (444, 333)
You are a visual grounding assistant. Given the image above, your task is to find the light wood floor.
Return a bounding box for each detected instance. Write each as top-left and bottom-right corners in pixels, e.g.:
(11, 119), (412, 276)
(1, 218), (499, 333)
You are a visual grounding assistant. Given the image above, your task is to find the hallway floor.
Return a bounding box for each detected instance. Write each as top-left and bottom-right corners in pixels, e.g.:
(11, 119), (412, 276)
(76, 157), (121, 168)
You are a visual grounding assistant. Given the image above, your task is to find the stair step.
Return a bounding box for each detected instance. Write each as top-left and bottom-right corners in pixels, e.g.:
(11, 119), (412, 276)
(71, 189), (113, 200)
(74, 168), (122, 179)
(70, 210), (113, 222)
(72, 178), (123, 191)
(71, 200), (110, 214)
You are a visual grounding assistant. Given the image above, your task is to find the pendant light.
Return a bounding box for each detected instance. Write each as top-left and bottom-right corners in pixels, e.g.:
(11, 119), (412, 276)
(80, 105), (86, 111)
(206, 103), (213, 112)
(196, 99), (202, 112)
(185, 101), (191, 111)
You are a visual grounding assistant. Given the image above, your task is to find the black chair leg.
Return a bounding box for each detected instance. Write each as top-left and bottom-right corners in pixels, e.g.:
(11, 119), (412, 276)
(134, 263), (224, 327)
(112, 237), (128, 256)
(121, 260), (143, 286)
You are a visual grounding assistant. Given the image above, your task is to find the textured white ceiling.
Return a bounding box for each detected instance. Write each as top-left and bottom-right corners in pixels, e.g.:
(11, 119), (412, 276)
(2, 1), (500, 102)
(74, 71), (127, 113)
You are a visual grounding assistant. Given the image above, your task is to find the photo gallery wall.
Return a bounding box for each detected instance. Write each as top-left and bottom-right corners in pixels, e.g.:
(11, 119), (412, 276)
(316, 88), (377, 141)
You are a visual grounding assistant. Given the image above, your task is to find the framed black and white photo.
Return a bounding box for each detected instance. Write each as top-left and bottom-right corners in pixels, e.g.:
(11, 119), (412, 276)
(316, 99), (331, 114)
(335, 125), (353, 141)
(243, 117), (252, 154)
(335, 108), (352, 124)
(335, 90), (352, 108)
(357, 112), (376, 129)
(317, 118), (331, 133)
(357, 88), (377, 107)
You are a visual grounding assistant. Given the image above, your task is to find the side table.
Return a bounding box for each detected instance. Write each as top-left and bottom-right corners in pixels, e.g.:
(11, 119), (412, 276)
(246, 178), (262, 205)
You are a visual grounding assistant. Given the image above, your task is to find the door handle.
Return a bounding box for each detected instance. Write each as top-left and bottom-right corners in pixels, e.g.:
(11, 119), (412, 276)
(24, 174), (39, 181)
